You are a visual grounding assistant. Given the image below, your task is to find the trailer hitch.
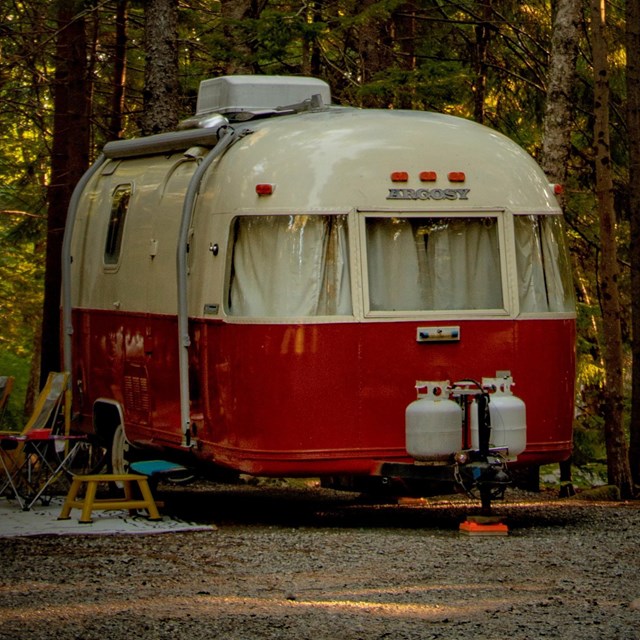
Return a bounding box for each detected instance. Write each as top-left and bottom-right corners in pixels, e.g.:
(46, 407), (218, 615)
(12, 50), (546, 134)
(454, 452), (511, 513)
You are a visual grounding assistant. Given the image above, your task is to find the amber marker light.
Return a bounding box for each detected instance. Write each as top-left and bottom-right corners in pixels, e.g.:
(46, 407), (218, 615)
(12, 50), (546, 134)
(256, 183), (274, 196)
(419, 171), (437, 182)
(448, 171), (466, 182)
(390, 171), (409, 182)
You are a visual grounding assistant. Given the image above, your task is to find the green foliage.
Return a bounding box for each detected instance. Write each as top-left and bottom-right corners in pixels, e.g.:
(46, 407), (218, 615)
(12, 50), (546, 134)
(0, 348), (31, 430)
(253, 9), (307, 69)
(0, 0), (50, 385)
(0, 213), (44, 360)
(573, 407), (607, 467)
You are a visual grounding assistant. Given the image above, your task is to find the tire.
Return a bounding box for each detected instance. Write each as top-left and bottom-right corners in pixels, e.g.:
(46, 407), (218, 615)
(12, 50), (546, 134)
(109, 423), (131, 476)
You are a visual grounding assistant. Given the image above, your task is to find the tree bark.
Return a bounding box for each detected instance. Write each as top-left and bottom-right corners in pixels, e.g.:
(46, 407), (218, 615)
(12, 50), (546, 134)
(140, 0), (180, 136)
(41, 0), (90, 385)
(590, 0), (633, 497)
(540, 0), (581, 496)
(108, 0), (128, 141)
(627, 0), (640, 491)
(541, 0), (581, 204)
(302, 0), (322, 77)
(472, 0), (493, 124)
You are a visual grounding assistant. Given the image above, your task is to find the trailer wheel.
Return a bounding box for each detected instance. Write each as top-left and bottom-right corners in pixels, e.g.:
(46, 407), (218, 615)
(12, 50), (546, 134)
(109, 423), (131, 476)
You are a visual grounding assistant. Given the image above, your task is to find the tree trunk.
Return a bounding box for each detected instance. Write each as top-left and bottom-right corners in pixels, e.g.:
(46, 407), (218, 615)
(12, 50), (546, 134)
(41, 0), (90, 385)
(628, 0), (640, 491)
(392, 3), (418, 109)
(541, 0), (581, 205)
(396, 4), (417, 73)
(140, 0), (180, 136)
(108, 0), (128, 141)
(356, 0), (394, 107)
(302, 0), (322, 77)
(540, 0), (581, 496)
(220, 0), (266, 75)
(591, 0), (633, 498)
(472, 0), (492, 124)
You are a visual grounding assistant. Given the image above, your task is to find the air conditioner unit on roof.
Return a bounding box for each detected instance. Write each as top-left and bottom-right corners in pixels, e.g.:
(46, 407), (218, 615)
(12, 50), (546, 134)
(196, 75), (331, 116)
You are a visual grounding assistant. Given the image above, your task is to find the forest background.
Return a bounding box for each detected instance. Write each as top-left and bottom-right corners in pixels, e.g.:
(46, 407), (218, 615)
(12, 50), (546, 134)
(1, 0), (639, 496)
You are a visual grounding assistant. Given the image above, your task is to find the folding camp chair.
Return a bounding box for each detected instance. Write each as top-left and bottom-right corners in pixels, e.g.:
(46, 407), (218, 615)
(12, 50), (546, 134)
(0, 372), (86, 509)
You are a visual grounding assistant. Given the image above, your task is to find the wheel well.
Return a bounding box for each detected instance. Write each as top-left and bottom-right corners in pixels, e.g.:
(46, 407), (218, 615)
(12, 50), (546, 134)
(92, 400), (123, 447)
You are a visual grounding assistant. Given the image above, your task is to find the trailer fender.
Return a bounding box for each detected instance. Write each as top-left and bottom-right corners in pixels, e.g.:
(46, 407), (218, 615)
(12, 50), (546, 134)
(92, 399), (131, 474)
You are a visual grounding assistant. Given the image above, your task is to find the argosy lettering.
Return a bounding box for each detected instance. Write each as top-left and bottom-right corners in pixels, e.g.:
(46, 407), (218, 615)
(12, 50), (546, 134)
(386, 188), (470, 201)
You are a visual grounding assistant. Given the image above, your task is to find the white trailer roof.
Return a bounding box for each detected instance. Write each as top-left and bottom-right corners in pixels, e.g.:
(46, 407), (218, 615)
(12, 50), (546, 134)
(198, 107), (560, 215)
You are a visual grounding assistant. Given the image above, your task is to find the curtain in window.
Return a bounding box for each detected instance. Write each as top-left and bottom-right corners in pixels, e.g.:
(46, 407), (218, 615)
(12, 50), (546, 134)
(424, 218), (502, 310)
(228, 215), (351, 317)
(514, 215), (548, 311)
(366, 219), (426, 310)
(514, 215), (575, 312)
(366, 217), (502, 311)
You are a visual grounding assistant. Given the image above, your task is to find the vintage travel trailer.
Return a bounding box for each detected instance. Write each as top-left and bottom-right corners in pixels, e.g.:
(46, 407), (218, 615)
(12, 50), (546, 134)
(62, 75), (576, 508)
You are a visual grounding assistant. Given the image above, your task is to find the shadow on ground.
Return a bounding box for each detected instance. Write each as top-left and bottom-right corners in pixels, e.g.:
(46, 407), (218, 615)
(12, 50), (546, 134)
(157, 480), (606, 533)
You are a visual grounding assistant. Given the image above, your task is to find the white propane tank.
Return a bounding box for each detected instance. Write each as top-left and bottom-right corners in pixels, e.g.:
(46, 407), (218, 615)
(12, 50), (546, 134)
(470, 377), (526, 459)
(406, 381), (463, 461)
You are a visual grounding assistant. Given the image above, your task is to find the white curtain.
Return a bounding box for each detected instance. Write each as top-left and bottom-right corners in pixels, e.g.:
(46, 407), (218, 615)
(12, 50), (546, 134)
(514, 215), (574, 312)
(514, 215), (548, 311)
(228, 215), (351, 317)
(367, 217), (502, 311)
(366, 219), (427, 310)
(424, 218), (502, 310)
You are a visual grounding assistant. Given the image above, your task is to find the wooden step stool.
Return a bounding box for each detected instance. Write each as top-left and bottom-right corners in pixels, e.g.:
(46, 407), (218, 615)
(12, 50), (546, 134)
(58, 473), (162, 524)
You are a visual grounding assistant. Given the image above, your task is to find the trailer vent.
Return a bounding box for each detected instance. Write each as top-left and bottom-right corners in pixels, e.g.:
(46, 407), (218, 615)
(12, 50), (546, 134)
(123, 366), (150, 424)
(195, 75), (331, 117)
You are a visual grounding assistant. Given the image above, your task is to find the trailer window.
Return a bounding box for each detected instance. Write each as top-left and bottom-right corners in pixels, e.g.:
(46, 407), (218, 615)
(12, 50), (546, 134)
(366, 216), (502, 311)
(514, 215), (575, 313)
(227, 214), (351, 317)
(104, 184), (132, 265)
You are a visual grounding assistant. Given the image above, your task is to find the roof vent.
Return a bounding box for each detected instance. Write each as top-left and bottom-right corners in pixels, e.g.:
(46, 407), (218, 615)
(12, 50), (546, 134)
(195, 75), (331, 117)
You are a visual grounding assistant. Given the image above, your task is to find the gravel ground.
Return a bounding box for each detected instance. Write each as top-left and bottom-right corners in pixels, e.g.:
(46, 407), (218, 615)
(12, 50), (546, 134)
(1, 482), (639, 640)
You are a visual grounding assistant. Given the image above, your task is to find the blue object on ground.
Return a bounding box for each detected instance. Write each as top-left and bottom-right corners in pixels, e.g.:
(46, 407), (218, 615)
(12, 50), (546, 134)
(129, 460), (189, 477)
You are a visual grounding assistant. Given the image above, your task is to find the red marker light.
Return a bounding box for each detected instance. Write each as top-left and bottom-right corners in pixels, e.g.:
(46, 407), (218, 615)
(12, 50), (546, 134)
(419, 171), (437, 182)
(391, 171), (409, 182)
(553, 183), (564, 195)
(448, 172), (466, 182)
(256, 183), (274, 196)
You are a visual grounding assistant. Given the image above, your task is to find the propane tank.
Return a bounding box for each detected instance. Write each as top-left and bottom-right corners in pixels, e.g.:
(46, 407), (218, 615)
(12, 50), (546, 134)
(470, 377), (526, 459)
(406, 381), (463, 461)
